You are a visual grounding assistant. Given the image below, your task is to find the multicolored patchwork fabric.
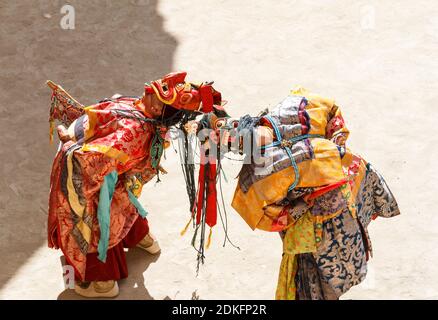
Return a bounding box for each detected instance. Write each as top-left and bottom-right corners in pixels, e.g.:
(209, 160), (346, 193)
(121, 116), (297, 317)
(278, 206), (368, 300)
(231, 87), (399, 300)
(238, 96), (314, 193)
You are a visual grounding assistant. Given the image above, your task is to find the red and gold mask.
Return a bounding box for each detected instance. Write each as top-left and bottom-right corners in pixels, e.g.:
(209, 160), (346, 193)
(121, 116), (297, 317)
(144, 71), (223, 113)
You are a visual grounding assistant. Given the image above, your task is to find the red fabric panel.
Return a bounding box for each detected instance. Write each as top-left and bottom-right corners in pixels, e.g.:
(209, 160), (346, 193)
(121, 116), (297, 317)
(206, 161), (217, 228)
(74, 216), (149, 281)
(196, 154), (206, 225)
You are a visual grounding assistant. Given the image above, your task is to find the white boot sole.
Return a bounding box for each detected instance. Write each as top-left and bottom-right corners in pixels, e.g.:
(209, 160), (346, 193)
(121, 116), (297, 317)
(137, 241), (161, 255)
(74, 281), (119, 298)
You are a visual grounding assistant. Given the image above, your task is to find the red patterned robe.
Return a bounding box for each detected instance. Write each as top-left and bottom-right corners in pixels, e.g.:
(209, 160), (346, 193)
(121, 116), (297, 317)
(48, 97), (165, 280)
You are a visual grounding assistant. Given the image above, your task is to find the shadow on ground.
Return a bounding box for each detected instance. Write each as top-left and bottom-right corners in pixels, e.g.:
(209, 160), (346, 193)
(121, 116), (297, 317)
(0, 0), (177, 291)
(57, 248), (170, 300)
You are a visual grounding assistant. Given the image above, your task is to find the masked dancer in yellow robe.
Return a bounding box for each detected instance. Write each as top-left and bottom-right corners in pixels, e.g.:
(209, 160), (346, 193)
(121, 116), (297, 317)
(196, 86), (400, 300)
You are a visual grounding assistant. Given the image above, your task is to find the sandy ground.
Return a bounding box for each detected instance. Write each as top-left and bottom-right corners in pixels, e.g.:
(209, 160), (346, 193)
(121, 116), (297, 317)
(1, 0), (438, 299)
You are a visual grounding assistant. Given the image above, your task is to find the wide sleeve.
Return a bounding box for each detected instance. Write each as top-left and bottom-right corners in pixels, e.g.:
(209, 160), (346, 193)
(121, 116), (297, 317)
(257, 198), (312, 232)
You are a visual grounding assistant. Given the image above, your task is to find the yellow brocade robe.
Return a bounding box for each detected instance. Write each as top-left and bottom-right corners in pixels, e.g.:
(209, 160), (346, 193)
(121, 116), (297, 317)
(231, 87), (400, 299)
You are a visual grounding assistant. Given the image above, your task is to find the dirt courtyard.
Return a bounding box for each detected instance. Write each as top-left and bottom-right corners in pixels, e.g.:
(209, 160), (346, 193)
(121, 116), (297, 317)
(0, 0), (437, 299)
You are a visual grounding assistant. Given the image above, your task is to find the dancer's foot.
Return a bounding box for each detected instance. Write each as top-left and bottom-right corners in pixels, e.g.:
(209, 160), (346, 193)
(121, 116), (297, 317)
(137, 233), (161, 254)
(74, 280), (119, 298)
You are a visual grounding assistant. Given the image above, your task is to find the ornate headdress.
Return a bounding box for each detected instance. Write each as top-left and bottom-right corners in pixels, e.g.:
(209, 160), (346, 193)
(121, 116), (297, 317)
(144, 71), (223, 113)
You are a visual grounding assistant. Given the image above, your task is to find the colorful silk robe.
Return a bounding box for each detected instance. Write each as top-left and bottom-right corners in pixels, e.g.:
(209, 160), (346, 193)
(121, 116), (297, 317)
(231, 87), (400, 299)
(48, 97), (164, 280)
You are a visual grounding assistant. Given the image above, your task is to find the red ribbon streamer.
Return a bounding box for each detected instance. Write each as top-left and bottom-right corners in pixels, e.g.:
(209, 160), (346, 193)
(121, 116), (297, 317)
(196, 150), (217, 228)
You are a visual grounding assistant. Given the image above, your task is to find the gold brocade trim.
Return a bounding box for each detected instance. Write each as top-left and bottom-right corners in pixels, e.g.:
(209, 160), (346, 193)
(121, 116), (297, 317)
(81, 144), (129, 164)
(76, 220), (91, 245)
(66, 152), (85, 219)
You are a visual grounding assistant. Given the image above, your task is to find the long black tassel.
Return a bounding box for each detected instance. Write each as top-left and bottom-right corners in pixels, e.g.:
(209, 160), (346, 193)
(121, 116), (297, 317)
(216, 158), (240, 250)
(191, 161), (210, 274)
(178, 130), (197, 212)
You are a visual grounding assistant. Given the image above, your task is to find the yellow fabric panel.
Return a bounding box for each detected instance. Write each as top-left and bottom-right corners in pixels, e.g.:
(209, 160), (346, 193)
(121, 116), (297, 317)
(340, 147), (353, 168)
(276, 211), (316, 300)
(283, 211), (316, 255)
(297, 138), (344, 187)
(232, 168), (291, 231)
(306, 108), (328, 136)
(232, 138), (344, 230)
(276, 254), (298, 300)
(84, 106), (97, 141)
(76, 220), (92, 245)
(81, 144), (129, 165)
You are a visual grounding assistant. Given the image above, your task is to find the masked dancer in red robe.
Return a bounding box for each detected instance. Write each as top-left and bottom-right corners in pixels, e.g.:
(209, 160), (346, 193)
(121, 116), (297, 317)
(47, 72), (223, 298)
